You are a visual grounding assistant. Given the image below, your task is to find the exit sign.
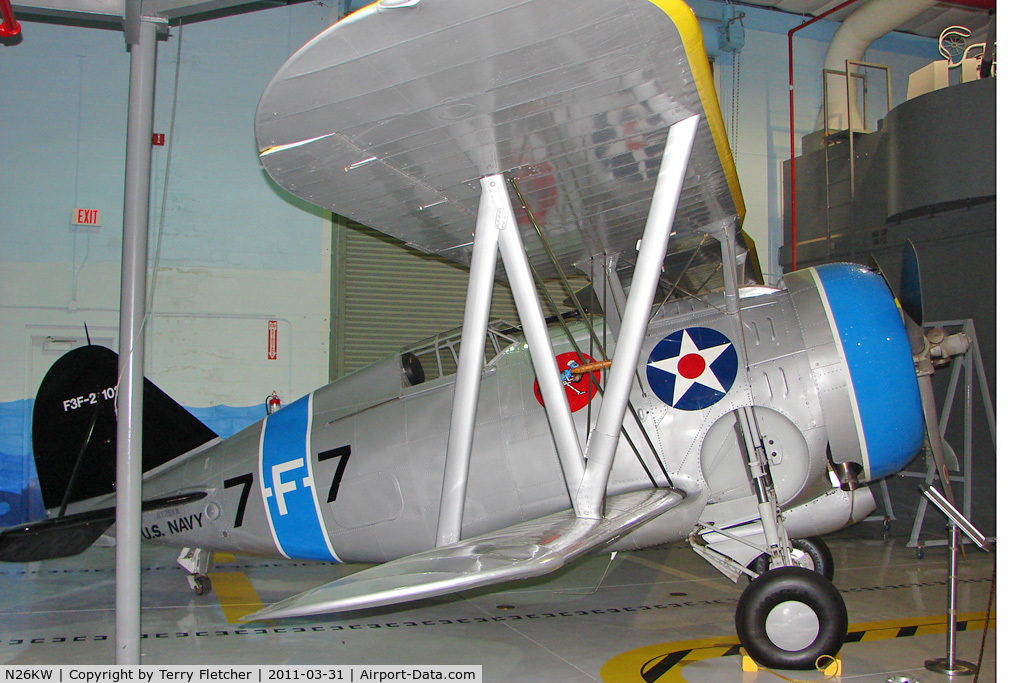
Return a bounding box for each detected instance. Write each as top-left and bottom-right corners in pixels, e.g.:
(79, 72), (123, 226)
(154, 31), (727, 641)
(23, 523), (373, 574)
(72, 209), (102, 227)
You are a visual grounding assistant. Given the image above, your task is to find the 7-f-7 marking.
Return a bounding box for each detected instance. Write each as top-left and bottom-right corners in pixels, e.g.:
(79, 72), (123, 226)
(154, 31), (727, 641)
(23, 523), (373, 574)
(223, 444), (351, 527)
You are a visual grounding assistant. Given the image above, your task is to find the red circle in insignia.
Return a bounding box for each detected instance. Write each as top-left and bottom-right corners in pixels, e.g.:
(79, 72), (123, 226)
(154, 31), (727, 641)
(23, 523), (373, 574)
(533, 352), (601, 413)
(677, 353), (706, 379)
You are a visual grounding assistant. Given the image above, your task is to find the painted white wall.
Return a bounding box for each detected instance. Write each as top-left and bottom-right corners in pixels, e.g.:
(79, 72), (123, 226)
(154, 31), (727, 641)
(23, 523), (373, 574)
(0, 5), (339, 408)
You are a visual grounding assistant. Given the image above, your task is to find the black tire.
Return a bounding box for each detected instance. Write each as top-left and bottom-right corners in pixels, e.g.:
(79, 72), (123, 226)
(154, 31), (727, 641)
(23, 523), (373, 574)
(792, 537), (834, 581)
(735, 566), (847, 670)
(749, 537), (834, 581)
(193, 574), (213, 596)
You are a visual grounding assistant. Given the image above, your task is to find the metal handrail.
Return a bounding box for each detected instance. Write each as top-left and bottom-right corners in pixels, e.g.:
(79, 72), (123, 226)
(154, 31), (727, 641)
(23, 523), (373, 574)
(819, 59), (890, 262)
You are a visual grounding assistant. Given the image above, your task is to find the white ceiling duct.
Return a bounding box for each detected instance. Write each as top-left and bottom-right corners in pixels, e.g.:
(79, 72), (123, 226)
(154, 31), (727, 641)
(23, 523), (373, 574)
(820, 0), (936, 130)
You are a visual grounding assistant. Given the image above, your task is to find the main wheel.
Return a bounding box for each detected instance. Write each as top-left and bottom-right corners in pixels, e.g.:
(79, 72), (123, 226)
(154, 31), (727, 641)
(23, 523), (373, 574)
(735, 566), (847, 670)
(749, 537), (834, 580)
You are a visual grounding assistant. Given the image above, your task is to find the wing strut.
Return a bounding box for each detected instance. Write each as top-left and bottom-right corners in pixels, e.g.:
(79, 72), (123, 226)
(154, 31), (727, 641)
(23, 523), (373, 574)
(434, 180), (502, 547)
(438, 114), (701, 539)
(435, 176), (588, 547)
(575, 115), (701, 519)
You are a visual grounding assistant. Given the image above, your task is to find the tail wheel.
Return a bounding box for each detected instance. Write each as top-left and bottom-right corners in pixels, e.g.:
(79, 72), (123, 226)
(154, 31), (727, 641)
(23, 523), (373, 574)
(189, 574), (213, 596)
(749, 536), (834, 580)
(735, 566), (847, 670)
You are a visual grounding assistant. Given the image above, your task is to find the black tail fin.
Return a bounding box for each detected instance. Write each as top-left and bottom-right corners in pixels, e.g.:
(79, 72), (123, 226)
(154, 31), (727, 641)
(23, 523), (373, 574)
(32, 345), (218, 511)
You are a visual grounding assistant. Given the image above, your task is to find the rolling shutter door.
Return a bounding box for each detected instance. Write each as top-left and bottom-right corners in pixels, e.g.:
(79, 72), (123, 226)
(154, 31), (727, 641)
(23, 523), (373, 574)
(332, 219), (538, 378)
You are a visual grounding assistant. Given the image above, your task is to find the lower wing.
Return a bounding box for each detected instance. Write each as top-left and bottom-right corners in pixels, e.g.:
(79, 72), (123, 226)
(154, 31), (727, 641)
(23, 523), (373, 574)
(242, 488), (684, 621)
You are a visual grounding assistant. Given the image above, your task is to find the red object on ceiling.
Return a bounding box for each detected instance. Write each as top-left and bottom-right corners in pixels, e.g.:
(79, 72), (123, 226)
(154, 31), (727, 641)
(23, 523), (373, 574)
(940, 0), (995, 10)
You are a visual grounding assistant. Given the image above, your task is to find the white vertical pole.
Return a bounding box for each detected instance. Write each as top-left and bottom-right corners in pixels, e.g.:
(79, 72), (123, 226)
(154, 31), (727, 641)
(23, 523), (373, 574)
(574, 115), (700, 519)
(115, 17), (158, 665)
(434, 176), (501, 547)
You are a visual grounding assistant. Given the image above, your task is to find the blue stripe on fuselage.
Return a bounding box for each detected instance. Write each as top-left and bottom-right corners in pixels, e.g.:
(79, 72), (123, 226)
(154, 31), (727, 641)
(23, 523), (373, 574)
(259, 394), (337, 561)
(813, 263), (924, 480)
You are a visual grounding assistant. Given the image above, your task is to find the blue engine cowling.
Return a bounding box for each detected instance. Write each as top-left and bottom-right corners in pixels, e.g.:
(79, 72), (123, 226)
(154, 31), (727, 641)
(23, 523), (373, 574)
(786, 263), (924, 483)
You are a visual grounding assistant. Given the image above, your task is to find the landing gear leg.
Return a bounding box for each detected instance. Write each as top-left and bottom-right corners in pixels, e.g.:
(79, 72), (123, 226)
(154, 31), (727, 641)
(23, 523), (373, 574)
(177, 547), (213, 596)
(736, 406), (792, 569)
(732, 407), (848, 668)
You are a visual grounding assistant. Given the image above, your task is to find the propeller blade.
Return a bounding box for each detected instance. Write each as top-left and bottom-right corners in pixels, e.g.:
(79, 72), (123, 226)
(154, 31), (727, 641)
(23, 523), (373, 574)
(900, 241), (924, 328)
(871, 252), (925, 353)
(904, 314), (927, 357)
(868, 255), (895, 299)
(918, 373), (955, 502)
(888, 243), (957, 503)
(941, 438), (961, 474)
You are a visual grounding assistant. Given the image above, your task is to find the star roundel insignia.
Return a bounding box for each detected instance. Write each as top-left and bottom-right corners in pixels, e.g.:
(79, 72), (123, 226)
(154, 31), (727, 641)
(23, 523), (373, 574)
(646, 327), (738, 411)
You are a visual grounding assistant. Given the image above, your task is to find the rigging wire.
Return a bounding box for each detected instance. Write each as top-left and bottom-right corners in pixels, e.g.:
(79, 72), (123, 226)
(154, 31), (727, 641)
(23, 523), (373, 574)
(652, 233), (709, 320)
(586, 260), (596, 439)
(508, 177), (674, 489)
(509, 177), (608, 359)
(147, 20), (185, 316)
(620, 250), (727, 317)
(729, 16), (742, 161)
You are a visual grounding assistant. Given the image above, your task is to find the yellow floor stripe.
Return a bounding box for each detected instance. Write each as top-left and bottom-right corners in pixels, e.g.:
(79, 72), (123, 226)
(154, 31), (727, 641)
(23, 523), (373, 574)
(917, 623), (947, 636)
(601, 610), (995, 682)
(849, 610), (993, 634)
(208, 571), (264, 624)
(861, 627), (900, 641)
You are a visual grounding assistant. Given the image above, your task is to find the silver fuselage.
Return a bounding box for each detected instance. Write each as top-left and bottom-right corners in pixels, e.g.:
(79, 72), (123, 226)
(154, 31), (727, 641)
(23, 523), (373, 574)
(124, 264), (919, 566)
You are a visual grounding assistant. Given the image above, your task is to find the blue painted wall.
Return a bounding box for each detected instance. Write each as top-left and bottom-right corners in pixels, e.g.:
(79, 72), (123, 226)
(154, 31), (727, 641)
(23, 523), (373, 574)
(0, 401), (44, 526)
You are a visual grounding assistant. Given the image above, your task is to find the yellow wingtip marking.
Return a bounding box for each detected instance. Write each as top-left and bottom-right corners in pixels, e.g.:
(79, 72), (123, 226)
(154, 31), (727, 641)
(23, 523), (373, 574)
(646, 0), (746, 226)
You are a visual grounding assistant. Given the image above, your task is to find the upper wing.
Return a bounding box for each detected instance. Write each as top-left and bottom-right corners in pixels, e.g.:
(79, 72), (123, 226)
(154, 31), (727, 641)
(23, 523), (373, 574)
(256, 0), (754, 284)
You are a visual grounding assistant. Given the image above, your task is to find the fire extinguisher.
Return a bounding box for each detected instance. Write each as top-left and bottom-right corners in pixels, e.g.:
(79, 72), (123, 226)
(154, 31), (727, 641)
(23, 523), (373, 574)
(266, 390), (281, 415)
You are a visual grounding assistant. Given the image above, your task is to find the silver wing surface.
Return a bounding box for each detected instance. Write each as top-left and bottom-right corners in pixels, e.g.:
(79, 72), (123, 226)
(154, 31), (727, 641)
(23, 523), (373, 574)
(256, 0), (755, 284)
(243, 488), (683, 621)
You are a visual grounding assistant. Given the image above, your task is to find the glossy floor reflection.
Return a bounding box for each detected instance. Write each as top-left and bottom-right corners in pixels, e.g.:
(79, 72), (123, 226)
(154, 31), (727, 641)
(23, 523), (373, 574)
(0, 525), (996, 682)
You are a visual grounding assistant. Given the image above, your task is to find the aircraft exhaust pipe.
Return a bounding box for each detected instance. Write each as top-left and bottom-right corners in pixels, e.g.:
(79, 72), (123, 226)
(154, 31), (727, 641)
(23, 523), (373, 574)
(832, 461), (863, 491)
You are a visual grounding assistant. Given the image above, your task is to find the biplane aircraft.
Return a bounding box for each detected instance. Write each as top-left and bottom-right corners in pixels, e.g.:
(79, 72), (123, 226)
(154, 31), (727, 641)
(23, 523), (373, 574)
(0, 0), (971, 670)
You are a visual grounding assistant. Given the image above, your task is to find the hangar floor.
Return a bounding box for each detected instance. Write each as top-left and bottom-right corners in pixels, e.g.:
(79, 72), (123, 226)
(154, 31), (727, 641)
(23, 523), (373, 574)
(1, 525), (996, 682)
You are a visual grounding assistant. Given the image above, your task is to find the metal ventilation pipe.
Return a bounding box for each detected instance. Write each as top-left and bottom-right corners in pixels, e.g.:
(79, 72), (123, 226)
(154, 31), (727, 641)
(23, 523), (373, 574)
(820, 0), (936, 130)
